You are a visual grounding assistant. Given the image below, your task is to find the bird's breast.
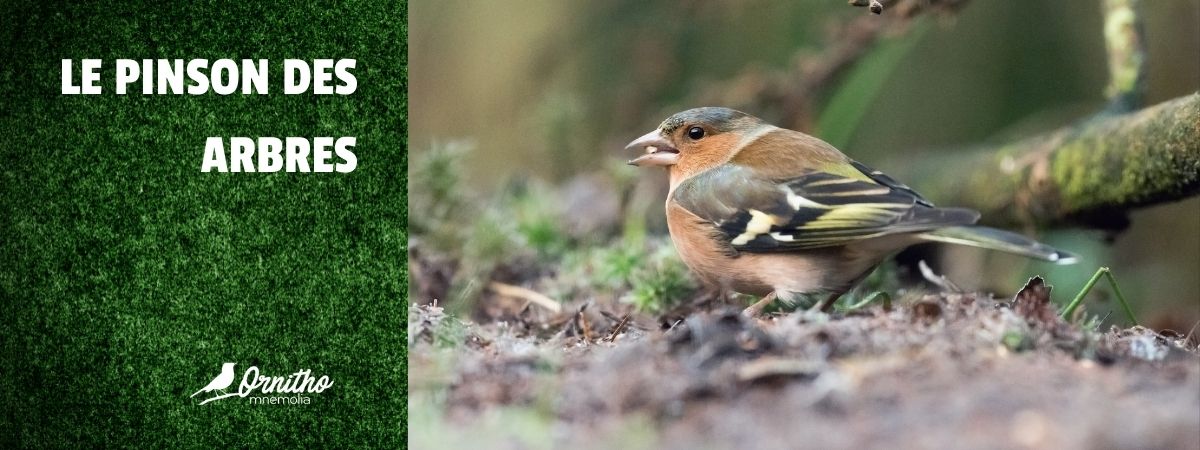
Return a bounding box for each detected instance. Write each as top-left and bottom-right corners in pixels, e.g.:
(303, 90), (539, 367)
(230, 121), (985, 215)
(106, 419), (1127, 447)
(666, 202), (774, 296)
(666, 201), (882, 297)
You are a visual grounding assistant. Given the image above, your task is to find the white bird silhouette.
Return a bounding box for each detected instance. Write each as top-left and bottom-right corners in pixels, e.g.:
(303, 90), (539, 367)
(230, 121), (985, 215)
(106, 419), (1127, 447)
(191, 362), (236, 398)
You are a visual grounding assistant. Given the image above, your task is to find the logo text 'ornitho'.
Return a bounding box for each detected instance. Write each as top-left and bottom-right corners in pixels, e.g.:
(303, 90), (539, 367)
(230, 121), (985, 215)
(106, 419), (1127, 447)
(191, 363), (333, 406)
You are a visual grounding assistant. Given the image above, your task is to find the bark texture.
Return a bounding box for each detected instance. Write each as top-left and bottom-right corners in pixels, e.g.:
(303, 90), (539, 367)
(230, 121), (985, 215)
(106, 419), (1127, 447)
(903, 93), (1200, 229)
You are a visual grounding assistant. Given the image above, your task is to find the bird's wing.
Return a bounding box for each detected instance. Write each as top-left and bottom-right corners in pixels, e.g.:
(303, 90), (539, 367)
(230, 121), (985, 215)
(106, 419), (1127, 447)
(672, 164), (980, 252)
(848, 159), (933, 207)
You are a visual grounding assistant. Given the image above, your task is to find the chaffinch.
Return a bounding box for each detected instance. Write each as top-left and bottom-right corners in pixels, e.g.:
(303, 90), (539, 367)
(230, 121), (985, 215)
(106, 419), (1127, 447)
(626, 107), (1076, 314)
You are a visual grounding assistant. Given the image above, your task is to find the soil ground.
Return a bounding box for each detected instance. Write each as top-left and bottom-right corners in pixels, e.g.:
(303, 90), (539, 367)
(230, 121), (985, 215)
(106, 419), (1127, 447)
(409, 282), (1200, 450)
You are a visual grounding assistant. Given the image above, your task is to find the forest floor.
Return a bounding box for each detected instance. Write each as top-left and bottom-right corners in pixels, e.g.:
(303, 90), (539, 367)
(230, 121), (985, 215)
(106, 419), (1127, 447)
(408, 279), (1200, 450)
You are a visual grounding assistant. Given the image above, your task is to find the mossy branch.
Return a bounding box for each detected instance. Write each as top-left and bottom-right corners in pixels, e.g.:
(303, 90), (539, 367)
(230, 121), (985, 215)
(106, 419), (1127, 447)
(901, 93), (1200, 230)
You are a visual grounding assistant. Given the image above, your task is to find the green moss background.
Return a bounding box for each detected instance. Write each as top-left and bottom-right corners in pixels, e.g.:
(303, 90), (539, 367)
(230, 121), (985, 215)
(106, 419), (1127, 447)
(0, 1), (407, 447)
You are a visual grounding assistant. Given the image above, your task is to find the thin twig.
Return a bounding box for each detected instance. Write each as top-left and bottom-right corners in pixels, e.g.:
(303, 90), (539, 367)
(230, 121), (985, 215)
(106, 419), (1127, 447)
(605, 314), (631, 342)
(918, 260), (962, 292)
(487, 281), (563, 314)
(693, 0), (969, 131)
(1102, 0), (1146, 112)
(1183, 320), (1200, 348)
(578, 306), (594, 341)
(666, 319), (683, 333)
(840, 291), (892, 311)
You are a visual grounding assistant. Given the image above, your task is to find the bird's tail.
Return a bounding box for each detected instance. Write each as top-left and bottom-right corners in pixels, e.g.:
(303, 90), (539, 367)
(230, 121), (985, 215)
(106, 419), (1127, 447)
(916, 226), (1078, 265)
(190, 389), (205, 398)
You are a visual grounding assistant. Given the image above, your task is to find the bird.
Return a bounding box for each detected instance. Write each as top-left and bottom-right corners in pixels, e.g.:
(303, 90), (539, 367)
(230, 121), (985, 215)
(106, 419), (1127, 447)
(625, 107), (1076, 315)
(191, 362), (236, 398)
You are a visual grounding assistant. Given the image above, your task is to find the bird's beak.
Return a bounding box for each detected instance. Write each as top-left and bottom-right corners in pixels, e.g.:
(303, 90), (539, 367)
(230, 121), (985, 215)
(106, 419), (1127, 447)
(625, 130), (679, 167)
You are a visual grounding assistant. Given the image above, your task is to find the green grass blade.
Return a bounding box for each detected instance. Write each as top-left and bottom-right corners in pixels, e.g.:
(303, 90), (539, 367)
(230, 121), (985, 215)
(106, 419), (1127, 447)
(1061, 267), (1106, 319)
(816, 21), (931, 148)
(1102, 269), (1138, 325)
(1060, 267), (1138, 325)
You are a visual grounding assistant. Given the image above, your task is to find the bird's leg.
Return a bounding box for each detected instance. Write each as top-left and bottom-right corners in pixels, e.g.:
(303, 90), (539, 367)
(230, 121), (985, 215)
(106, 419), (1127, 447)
(705, 286), (729, 308)
(742, 292), (777, 317)
(717, 288), (737, 307)
(810, 292), (842, 313)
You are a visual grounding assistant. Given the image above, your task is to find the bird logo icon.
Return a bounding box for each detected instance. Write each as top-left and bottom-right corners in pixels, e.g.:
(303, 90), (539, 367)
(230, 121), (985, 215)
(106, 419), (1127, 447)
(191, 362), (236, 401)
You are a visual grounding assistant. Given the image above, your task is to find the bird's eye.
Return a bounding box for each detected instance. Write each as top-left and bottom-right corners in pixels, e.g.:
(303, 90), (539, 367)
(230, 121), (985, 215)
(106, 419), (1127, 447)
(687, 126), (705, 140)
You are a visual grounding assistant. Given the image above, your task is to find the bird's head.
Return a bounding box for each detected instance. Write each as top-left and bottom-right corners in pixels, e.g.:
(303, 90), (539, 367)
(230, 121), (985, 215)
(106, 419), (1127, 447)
(222, 362), (236, 369)
(626, 107), (770, 181)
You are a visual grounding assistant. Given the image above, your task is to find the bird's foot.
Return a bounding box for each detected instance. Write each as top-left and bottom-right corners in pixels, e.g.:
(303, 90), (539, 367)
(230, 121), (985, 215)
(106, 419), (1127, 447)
(809, 292), (840, 313)
(742, 292), (777, 318)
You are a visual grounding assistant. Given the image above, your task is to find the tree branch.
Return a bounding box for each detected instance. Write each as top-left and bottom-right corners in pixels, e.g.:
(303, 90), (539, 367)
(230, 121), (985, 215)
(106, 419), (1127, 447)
(900, 93), (1200, 230)
(691, 0), (970, 132)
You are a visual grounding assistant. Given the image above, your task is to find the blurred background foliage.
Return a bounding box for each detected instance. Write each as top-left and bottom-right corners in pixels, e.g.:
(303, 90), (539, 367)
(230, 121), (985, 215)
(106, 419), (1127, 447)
(410, 0), (1199, 330)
